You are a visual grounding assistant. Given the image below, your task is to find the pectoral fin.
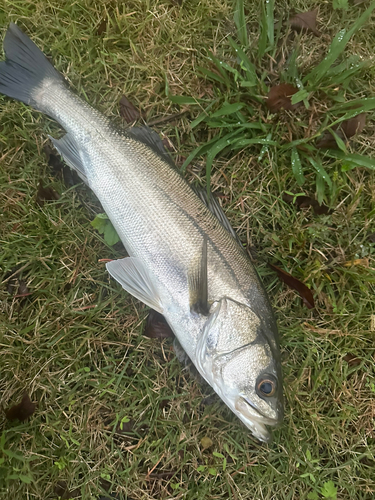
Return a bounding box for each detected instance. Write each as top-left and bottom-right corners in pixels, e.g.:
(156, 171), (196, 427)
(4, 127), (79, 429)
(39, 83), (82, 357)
(106, 257), (164, 313)
(188, 236), (209, 316)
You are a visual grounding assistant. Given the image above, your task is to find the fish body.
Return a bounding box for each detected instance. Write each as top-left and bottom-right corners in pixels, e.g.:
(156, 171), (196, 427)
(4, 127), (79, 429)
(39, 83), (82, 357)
(0, 24), (283, 441)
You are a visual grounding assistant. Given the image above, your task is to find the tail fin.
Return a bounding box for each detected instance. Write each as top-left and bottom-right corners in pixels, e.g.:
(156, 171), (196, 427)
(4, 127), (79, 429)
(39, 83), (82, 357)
(0, 23), (64, 110)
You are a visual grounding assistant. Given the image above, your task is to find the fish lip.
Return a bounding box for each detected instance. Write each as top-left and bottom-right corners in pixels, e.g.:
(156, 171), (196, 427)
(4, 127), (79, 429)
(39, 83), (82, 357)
(242, 397), (281, 427)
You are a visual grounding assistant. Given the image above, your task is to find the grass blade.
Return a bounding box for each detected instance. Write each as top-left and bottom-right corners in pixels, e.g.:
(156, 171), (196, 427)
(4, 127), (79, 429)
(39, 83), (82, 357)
(304, 2), (375, 85)
(309, 158), (332, 188)
(210, 102), (245, 118)
(325, 151), (375, 170)
(205, 130), (243, 197)
(258, 0), (275, 58)
(228, 37), (257, 87)
(234, 0), (248, 47)
(291, 149), (305, 186)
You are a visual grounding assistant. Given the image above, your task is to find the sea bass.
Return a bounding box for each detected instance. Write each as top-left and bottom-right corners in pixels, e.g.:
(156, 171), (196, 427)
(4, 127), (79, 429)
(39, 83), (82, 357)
(0, 24), (283, 441)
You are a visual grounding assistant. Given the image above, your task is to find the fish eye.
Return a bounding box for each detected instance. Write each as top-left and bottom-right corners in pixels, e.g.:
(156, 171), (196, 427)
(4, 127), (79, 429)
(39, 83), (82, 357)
(256, 375), (277, 397)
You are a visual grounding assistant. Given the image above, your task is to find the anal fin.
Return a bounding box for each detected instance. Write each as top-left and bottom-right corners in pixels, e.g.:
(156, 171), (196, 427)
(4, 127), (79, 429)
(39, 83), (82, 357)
(49, 134), (88, 184)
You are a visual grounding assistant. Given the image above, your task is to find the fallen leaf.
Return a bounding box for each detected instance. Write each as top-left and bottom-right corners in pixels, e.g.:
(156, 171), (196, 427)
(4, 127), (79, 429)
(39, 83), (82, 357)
(115, 419), (134, 434)
(343, 353), (361, 367)
(119, 96), (141, 123)
(36, 180), (60, 206)
(97, 18), (108, 35)
(341, 113), (366, 138)
(14, 279), (32, 298)
(147, 471), (177, 480)
(317, 114), (366, 149)
(144, 310), (175, 339)
(200, 436), (213, 450)
(290, 10), (321, 36)
(269, 263), (315, 309)
(282, 193), (333, 215)
(162, 136), (175, 152)
(316, 130), (345, 150)
(5, 393), (36, 421)
(267, 84), (300, 113)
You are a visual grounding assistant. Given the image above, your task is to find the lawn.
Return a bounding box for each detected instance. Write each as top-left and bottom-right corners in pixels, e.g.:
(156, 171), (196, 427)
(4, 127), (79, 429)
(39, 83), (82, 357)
(1, 1), (375, 499)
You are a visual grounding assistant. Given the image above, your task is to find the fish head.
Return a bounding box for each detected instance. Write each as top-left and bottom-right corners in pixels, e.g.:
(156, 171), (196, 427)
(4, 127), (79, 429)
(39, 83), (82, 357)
(196, 297), (283, 442)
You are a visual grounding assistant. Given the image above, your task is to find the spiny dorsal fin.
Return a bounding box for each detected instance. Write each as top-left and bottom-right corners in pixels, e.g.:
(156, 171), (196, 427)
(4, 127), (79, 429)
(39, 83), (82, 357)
(127, 127), (175, 168)
(192, 186), (244, 247)
(189, 236), (209, 316)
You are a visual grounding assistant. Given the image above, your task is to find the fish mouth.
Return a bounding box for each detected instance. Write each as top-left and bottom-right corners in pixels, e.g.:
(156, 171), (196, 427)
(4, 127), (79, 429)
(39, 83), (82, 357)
(234, 397), (281, 442)
(241, 397), (281, 427)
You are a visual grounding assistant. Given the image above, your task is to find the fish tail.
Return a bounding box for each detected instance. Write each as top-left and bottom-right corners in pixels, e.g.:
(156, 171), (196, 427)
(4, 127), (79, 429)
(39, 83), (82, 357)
(0, 23), (65, 112)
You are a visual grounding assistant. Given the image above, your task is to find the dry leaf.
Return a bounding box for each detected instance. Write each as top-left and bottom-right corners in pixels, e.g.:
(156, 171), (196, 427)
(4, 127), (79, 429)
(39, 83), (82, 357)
(97, 18), (108, 35)
(290, 10), (321, 37)
(343, 353), (361, 367)
(317, 114), (366, 149)
(267, 84), (300, 113)
(119, 96), (141, 123)
(36, 180), (60, 206)
(341, 113), (366, 138)
(144, 310), (175, 339)
(282, 193), (333, 215)
(316, 130), (345, 150)
(269, 263), (315, 309)
(5, 393), (36, 421)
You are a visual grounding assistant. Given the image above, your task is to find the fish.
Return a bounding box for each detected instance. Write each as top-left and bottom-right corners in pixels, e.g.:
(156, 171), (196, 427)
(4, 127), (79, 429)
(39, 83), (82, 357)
(0, 23), (283, 442)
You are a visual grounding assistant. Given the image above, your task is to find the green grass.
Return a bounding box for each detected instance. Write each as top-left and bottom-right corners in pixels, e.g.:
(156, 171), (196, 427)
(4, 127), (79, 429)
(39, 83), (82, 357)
(1, 1), (375, 499)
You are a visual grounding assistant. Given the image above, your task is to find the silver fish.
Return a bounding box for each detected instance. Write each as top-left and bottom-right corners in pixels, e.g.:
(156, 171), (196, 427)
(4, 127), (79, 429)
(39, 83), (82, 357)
(0, 24), (283, 441)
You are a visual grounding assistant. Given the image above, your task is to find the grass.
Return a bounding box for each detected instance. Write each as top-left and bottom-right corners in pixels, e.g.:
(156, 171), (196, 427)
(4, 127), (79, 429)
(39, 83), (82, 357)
(0, 0), (375, 499)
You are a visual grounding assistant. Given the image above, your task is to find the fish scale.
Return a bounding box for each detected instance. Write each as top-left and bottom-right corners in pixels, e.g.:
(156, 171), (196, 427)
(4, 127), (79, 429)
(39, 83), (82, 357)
(0, 23), (283, 441)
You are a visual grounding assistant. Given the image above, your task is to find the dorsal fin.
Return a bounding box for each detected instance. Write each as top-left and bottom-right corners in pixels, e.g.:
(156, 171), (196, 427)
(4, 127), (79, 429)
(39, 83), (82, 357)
(127, 127), (175, 168)
(192, 186), (244, 247)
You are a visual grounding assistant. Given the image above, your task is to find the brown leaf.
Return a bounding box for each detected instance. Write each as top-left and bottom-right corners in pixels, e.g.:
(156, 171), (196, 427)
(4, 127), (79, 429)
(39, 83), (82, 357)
(316, 130), (345, 150)
(266, 84), (300, 113)
(290, 10), (321, 37)
(162, 136), (175, 152)
(97, 18), (108, 35)
(36, 180), (60, 206)
(269, 263), (315, 309)
(343, 353), (361, 367)
(147, 471), (177, 480)
(144, 310), (175, 339)
(119, 96), (141, 123)
(282, 193), (333, 215)
(341, 113), (366, 138)
(5, 393), (36, 421)
(14, 279), (32, 298)
(317, 114), (366, 149)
